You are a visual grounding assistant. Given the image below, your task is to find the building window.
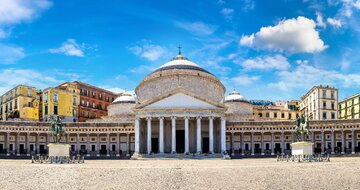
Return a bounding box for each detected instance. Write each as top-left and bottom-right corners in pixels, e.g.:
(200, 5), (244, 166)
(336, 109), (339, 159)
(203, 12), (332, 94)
(323, 101), (326, 109)
(331, 112), (335, 119)
(81, 99), (84, 106)
(92, 91), (96, 98)
(86, 100), (89, 107)
(288, 113), (291, 119)
(331, 91), (335, 99)
(9, 92), (12, 99)
(45, 106), (48, 115)
(91, 145), (96, 151)
(322, 90), (326, 98)
(14, 99), (17, 109)
(281, 113), (285, 118)
(92, 112), (97, 118)
(92, 102), (96, 108)
(71, 97), (76, 106)
(266, 112), (269, 118)
(112, 144), (116, 151)
(44, 93), (48, 103)
(81, 110), (85, 117)
(27, 88), (31, 97)
(9, 102), (12, 110)
(99, 93), (102, 100)
(331, 102), (335, 110)
(53, 92), (58, 102)
(73, 109), (77, 117)
(322, 112), (327, 119)
(258, 113), (262, 117)
(99, 102), (102, 110)
(54, 106), (58, 115)
(274, 112), (277, 118)
(106, 95), (109, 102)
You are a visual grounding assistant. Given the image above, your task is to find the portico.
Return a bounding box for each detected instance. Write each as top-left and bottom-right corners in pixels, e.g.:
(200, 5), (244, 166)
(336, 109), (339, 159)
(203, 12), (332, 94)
(134, 113), (226, 155)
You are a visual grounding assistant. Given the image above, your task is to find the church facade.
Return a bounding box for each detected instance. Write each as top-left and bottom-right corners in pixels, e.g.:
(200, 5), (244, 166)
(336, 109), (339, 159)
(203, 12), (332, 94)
(0, 53), (360, 158)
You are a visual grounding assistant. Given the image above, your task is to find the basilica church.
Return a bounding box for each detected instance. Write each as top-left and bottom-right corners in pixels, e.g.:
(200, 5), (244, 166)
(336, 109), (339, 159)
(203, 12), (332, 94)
(0, 52), (359, 158)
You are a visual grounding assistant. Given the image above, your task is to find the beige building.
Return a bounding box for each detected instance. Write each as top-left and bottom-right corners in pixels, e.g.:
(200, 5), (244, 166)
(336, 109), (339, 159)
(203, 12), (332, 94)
(339, 93), (360, 119)
(252, 100), (300, 121)
(0, 53), (359, 157)
(0, 85), (40, 121)
(300, 85), (338, 120)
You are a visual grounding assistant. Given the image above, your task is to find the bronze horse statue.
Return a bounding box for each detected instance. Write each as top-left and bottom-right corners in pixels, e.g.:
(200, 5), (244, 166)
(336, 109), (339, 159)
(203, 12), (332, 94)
(50, 117), (67, 143)
(295, 115), (310, 141)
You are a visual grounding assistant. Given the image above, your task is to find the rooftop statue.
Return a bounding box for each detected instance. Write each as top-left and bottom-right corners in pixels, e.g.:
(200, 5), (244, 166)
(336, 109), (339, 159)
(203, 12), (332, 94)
(295, 115), (310, 141)
(50, 116), (67, 143)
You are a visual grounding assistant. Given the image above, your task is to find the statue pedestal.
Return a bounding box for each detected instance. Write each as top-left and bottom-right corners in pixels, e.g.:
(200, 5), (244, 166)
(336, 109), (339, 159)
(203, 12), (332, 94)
(291, 141), (313, 155)
(48, 143), (70, 157)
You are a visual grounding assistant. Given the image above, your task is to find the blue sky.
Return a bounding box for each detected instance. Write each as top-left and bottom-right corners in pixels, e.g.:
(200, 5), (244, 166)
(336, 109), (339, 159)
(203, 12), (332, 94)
(1, 0), (360, 101)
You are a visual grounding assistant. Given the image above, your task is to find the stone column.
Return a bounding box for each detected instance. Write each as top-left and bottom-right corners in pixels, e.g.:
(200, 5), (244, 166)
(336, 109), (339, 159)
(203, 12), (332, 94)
(231, 130), (235, 156)
(321, 130), (325, 154)
(352, 129), (355, 154)
(87, 133), (90, 157)
(261, 132), (264, 155)
(241, 132), (244, 156)
(96, 134), (100, 157)
(77, 133), (80, 156)
(134, 118), (140, 154)
(116, 133), (120, 157)
(271, 131), (274, 155)
(341, 130), (345, 154)
(159, 117), (164, 154)
(251, 131), (254, 156)
(36, 133), (40, 156)
(331, 130), (335, 154)
(171, 116), (176, 154)
(147, 117), (152, 154)
(196, 116), (202, 154)
(106, 133), (110, 156)
(281, 131), (284, 155)
(126, 132), (130, 156)
(16, 133), (20, 156)
(26, 132), (30, 156)
(184, 116), (190, 154)
(291, 132), (294, 143)
(208, 117), (214, 154)
(221, 117), (226, 154)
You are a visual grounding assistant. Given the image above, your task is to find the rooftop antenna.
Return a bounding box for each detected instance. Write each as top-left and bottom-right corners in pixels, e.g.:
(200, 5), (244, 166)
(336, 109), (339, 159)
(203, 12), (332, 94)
(178, 45), (182, 55)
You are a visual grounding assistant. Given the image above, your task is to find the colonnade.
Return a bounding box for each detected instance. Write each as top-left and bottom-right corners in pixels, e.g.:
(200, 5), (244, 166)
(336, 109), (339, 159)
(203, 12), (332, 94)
(134, 116), (227, 154)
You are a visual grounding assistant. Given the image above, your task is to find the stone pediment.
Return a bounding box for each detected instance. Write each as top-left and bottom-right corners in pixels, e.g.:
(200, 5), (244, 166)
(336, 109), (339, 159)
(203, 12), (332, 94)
(137, 90), (224, 109)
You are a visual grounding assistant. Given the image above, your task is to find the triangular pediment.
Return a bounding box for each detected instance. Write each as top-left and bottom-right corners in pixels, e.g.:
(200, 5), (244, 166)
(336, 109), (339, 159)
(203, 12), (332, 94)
(140, 92), (222, 109)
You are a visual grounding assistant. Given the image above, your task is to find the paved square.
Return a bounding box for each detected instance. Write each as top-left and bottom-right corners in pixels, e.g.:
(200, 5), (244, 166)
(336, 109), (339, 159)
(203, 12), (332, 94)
(0, 157), (360, 190)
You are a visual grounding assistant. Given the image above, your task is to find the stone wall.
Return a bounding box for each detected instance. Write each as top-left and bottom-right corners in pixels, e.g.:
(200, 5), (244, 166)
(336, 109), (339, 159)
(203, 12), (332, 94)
(135, 70), (225, 104)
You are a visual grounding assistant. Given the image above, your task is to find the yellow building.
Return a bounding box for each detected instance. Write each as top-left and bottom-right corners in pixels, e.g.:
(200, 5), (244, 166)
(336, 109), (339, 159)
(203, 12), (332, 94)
(339, 93), (360, 119)
(252, 100), (300, 121)
(0, 85), (40, 121)
(42, 82), (80, 122)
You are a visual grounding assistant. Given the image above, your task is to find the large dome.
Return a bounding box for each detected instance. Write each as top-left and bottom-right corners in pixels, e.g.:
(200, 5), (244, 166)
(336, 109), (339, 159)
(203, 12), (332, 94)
(111, 93), (136, 104)
(152, 54), (213, 75)
(224, 90), (249, 103)
(135, 52), (225, 104)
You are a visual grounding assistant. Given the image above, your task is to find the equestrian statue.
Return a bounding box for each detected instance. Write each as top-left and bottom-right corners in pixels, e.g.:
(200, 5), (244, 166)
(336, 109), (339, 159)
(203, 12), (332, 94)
(50, 116), (67, 143)
(295, 115), (310, 141)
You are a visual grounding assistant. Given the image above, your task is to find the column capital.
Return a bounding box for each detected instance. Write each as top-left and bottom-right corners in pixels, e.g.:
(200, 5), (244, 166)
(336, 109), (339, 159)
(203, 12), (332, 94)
(208, 116), (214, 120)
(171, 116), (177, 120)
(158, 116), (164, 120)
(146, 117), (152, 121)
(184, 116), (190, 120)
(221, 117), (226, 121)
(196, 116), (202, 120)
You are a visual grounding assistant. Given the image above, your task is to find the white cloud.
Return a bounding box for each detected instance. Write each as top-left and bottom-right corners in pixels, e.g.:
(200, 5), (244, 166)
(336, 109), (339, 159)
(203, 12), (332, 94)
(240, 16), (328, 53)
(0, 44), (25, 64)
(175, 21), (217, 36)
(130, 65), (157, 74)
(237, 54), (290, 71)
(295, 59), (309, 65)
(49, 39), (85, 57)
(231, 74), (260, 86)
(327, 18), (342, 28)
(129, 41), (166, 61)
(268, 64), (360, 91)
(241, 0), (255, 11)
(316, 12), (326, 28)
(0, 68), (60, 94)
(0, 0), (51, 38)
(220, 8), (234, 20)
